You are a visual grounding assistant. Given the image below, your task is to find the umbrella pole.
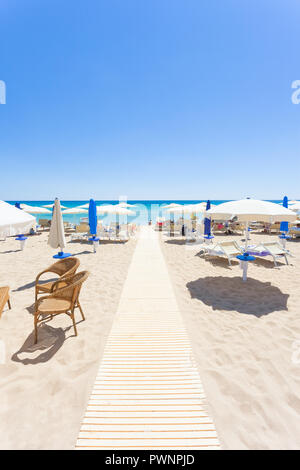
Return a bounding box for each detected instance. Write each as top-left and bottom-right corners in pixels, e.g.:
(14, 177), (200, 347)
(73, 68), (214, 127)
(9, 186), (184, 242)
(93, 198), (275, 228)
(116, 214), (119, 239)
(244, 221), (249, 250)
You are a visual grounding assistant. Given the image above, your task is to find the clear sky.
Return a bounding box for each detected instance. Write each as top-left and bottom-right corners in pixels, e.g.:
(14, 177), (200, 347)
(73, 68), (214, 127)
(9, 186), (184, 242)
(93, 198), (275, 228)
(0, 0), (299, 200)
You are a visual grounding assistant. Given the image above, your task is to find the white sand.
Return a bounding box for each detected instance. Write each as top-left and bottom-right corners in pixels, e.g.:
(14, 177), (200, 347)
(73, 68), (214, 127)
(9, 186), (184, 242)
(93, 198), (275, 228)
(160, 231), (300, 449)
(1, 226), (300, 450)
(0, 231), (137, 449)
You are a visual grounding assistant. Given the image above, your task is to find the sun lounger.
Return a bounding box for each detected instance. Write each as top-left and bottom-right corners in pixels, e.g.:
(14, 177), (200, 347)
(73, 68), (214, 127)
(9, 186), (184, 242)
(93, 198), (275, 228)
(0, 286), (11, 319)
(290, 227), (300, 238)
(38, 219), (51, 230)
(248, 242), (290, 267)
(71, 223), (90, 241)
(201, 240), (243, 265)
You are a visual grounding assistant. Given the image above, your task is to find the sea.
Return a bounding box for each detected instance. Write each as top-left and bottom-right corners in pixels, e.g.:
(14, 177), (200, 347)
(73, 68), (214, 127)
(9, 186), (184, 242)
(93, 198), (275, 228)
(6, 200), (283, 226)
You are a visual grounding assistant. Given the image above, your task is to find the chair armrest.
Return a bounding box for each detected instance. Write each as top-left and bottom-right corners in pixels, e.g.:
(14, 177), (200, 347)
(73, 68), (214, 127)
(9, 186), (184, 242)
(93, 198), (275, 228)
(50, 273), (74, 293)
(35, 268), (55, 284)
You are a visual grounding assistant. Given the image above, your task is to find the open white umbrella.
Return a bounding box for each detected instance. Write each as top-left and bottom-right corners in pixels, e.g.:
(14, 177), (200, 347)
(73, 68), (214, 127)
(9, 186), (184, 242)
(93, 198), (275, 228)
(116, 202), (137, 208)
(97, 205), (135, 238)
(97, 205), (135, 216)
(62, 207), (88, 215)
(77, 203), (90, 209)
(162, 203), (182, 210)
(48, 198), (71, 259)
(166, 203), (216, 214)
(207, 198), (296, 247)
(166, 204), (194, 214)
(21, 204), (51, 214)
(288, 202), (300, 212)
(0, 201), (35, 239)
(43, 203), (67, 209)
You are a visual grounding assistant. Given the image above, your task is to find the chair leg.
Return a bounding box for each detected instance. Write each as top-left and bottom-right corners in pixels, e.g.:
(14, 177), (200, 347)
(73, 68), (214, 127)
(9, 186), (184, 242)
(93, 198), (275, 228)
(77, 301), (85, 321)
(34, 315), (38, 344)
(7, 298), (11, 309)
(70, 311), (78, 336)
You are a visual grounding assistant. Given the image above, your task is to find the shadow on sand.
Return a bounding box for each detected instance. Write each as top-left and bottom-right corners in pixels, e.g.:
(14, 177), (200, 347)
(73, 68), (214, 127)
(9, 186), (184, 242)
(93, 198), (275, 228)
(11, 319), (83, 365)
(13, 277), (58, 292)
(186, 276), (289, 317)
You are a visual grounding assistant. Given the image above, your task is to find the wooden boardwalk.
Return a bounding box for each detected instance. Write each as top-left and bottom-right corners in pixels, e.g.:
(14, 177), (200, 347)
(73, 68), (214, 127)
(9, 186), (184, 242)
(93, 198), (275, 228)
(76, 226), (220, 450)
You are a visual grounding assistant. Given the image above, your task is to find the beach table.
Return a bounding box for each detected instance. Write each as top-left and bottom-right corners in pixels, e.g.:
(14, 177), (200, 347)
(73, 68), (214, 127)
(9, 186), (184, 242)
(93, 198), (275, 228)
(236, 253), (255, 281)
(279, 233), (291, 249)
(15, 234), (27, 250)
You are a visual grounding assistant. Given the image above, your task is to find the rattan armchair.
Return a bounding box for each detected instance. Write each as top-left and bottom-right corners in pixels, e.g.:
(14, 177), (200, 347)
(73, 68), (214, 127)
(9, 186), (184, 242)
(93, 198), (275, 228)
(34, 270), (89, 344)
(35, 257), (80, 301)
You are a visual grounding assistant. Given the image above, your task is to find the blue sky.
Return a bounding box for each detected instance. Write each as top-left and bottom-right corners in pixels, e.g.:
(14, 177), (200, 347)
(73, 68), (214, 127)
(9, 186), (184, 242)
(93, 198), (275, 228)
(0, 0), (299, 200)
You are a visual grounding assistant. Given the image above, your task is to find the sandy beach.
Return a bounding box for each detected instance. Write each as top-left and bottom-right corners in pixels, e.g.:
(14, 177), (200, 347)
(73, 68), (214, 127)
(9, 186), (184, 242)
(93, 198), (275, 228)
(160, 231), (300, 449)
(0, 231), (137, 450)
(1, 225), (300, 450)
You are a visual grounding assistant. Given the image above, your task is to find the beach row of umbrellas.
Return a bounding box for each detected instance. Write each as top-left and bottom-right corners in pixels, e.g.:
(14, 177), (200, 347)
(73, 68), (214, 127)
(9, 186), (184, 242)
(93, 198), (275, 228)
(16, 202), (137, 216)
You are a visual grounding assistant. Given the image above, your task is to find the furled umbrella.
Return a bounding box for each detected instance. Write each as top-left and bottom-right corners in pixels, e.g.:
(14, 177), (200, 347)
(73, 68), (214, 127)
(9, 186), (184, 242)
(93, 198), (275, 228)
(48, 198), (71, 259)
(204, 200), (214, 242)
(88, 199), (99, 252)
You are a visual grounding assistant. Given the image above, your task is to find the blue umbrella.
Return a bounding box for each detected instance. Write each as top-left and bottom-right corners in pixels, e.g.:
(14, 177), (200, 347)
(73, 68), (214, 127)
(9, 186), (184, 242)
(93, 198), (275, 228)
(280, 196), (289, 233)
(204, 200), (211, 237)
(15, 202), (22, 210)
(88, 199), (97, 236)
(88, 199), (99, 252)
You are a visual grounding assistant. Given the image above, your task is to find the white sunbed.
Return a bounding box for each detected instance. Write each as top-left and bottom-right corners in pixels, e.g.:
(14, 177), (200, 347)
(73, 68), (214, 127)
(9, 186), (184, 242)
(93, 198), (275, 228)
(200, 240), (243, 266)
(247, 242), (290, 267)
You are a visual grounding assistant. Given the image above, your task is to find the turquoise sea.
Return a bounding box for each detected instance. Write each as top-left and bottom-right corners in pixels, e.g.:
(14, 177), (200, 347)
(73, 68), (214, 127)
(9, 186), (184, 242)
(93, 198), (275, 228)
(7, 200), (283, 226)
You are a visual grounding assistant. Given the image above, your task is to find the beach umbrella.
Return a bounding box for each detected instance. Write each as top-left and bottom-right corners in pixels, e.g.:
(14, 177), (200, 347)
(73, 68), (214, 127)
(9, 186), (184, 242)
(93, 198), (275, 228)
(166, 204), (194, 214)
(207, 198), (296, 248)
(289, 202), (300, 212)
(0, 201), (35, 245)
(97, 205), (135, 238)
(62, 207), (88, 215)
(162, 203), (182, 210)
(116, 202), (137, 208)
(20, 204), (51, 214)
(204, 200), (212, 237)
(88, 199), (99, 253)
(48, 198), (71, 259)
(97, 205), (135, 216)
(280, 196), (289, 233)
(43, 203), (67, 209)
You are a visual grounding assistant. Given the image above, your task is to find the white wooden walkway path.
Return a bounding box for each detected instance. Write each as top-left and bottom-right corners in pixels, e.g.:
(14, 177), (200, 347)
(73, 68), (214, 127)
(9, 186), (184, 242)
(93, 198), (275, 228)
(76, 226), (220, 450)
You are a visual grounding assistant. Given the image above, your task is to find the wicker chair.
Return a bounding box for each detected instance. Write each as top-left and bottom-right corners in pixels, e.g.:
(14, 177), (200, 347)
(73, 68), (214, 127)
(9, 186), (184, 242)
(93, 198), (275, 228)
(34, 270), (89, 344)
(35, 257), (80, 301)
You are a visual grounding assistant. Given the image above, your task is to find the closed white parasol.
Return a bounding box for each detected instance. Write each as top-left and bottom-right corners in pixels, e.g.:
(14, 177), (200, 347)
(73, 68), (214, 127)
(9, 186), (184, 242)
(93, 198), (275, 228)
(48, 198), (71, 259)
